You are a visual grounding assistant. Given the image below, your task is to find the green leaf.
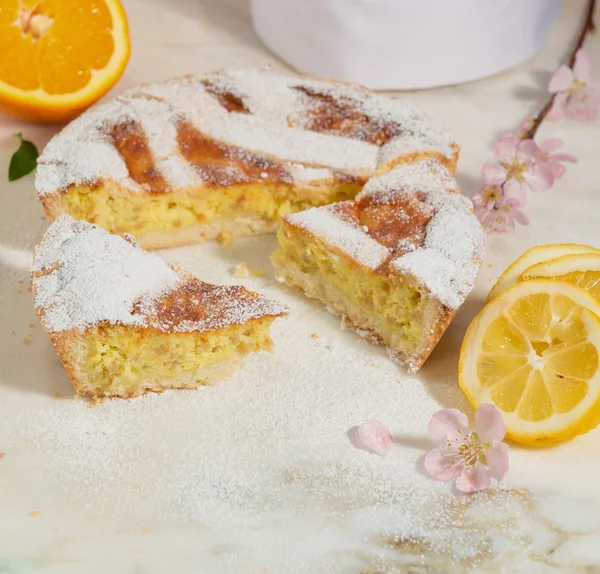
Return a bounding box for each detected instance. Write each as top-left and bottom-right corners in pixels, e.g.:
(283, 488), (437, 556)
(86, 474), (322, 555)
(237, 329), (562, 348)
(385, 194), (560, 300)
(8, 133), (39, 182)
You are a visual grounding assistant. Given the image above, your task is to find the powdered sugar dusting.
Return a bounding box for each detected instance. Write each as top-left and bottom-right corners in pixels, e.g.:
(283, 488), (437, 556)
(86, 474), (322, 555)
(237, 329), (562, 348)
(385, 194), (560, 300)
(4, 311), (550, 572)
(120, 96), (203, 189)
(36, 67), (457, 197)
(392, 198), (484, 309)
(382, 162), (484, 308)
(357, 157), (459, 200)
(284, 164), (334, 185)
(31, 215), (286, 333)
(32, 215), (179, 332)
(286, 206), (391, 270)
(36, 100), (141, 196)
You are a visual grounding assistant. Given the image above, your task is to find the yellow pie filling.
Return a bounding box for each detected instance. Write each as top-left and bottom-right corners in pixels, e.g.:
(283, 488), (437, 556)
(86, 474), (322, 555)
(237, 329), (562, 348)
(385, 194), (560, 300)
(75, 320), (275, 397)
(55, 182), (361, 239)
(272, 224), (426, 355)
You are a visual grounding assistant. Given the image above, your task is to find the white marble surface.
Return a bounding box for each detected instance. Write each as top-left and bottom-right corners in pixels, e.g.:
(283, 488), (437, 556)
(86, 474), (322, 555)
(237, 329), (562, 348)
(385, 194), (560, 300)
(1, 1), (600, 572)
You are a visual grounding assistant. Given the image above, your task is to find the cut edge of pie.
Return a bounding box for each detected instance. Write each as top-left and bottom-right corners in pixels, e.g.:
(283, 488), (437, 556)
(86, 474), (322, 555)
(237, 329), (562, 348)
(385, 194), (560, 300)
(271, 159), (484, 372)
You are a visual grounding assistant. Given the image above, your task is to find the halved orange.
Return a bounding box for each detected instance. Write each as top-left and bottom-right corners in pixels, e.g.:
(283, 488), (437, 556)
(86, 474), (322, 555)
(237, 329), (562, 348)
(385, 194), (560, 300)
(0, 0), (130, 123)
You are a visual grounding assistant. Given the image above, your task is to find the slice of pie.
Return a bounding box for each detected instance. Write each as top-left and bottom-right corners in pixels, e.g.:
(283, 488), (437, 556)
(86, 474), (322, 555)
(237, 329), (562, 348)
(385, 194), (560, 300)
(31, 215), (288, 398)
(35, 67), (458, 250)
(271, 159), (483, 372)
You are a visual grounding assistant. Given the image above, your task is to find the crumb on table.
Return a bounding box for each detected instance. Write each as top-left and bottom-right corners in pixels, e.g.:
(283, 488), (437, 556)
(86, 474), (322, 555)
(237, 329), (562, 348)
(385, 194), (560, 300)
(231, 262), (265, 278)
(23, 337), (30, 345)
(217, 230), (234, 247)
(231, 262), (250, 278)
(28, 511), (40, 517)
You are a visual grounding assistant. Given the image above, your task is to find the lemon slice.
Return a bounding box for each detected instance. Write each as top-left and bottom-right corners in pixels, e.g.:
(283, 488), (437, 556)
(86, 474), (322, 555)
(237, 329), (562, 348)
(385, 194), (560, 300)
(522, 253), (600, 301)
(460, 279), (600, 446)
(487, 244), (598, 302)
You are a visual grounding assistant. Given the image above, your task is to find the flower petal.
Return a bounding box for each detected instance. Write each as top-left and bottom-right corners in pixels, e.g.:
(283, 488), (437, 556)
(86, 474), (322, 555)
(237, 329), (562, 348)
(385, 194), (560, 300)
(357, 419), (393, 455)
(473, 210), (486, 224)
(502, 179), (528, 205)
(424, 447), (461, 482)
(513, 208), (530, 226)
(473, 185), (503, 211)
(538, 137), (564, 153)
(455, 463), (491, 493)
(475, 404), (506, 443)
(548, 65), (573, 93)
(518, 138), (542, 162)
(486, 442), (510, 482)
(482, 161), (507, 185)
(482, 212), (509, 234)
(428, 408), (469, 443)
(547, 93), (567, 120)
(549, 162), (566, 180)
(523, 164), (554, 192)
(494, 134), (520, 159)
(573, 49), (592, 83)
(565, 100), (598, 122)
(586, 81), (600, 105)
(491, 214), (512, 233)
(550, 152), (577, 164)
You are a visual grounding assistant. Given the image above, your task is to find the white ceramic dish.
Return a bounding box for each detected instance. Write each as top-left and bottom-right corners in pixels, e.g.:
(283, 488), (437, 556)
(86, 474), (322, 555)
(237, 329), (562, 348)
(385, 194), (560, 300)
(251, 0), (561, 89)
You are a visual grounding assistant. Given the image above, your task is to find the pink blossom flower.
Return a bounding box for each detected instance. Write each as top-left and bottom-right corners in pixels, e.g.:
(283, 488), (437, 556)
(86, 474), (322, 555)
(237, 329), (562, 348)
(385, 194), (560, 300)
(357, 420), (393, 455)
(548, 49), (600, 121)
(471, 184), (503, 222)
(425, 405), (509, 493)
(482, 134), (554, 204)
(477, 198), (529, 233)
(537, 138), (577, 180)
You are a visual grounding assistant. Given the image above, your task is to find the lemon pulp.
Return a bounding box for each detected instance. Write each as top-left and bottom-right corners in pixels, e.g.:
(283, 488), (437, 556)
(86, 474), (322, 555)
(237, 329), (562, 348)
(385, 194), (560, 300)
(477, 292), (598, 422)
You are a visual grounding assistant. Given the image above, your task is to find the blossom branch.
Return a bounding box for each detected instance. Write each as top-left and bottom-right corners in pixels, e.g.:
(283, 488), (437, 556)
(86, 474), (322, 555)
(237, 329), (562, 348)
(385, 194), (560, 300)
(473, 0), (599, 234)
(524, 0), (597, 140)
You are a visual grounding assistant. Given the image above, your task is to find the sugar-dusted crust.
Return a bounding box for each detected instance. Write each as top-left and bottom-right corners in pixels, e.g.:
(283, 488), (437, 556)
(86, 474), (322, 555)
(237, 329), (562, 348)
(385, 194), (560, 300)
(31, 215), (287, 334)
(273, 159), (484, 372)
(31, 215), (287, 397)
(35, 67), (458, 247)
